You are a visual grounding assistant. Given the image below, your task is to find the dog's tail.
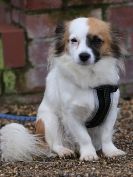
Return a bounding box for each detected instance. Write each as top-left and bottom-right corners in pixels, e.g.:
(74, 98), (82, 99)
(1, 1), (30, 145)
(0, 123), (46, 162)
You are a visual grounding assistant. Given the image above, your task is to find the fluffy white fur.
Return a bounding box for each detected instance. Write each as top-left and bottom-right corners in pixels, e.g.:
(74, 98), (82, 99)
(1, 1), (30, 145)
(0, 123), (44, 161)
(0, 17), (126, 161)
(37, 55), (125, 161)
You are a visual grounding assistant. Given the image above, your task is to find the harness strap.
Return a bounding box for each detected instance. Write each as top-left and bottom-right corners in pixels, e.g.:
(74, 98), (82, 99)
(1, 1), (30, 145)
(85, 85), (118, 128)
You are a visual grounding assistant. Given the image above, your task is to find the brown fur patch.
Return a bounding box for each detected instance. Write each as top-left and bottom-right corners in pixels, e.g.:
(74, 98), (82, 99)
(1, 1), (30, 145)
(88, 17), (112, 56)
(64, 22), (69, 52)
(35, 119), (45, 139)
(54, 22), (69, 55)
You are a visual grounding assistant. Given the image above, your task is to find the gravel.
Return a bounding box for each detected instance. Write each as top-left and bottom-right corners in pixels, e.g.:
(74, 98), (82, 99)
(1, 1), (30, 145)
(0, 98), (133, 177)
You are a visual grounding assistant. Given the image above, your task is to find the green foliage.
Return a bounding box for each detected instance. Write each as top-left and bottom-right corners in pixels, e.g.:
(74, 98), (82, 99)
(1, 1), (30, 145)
(3, 70), (16, 93)
(0, 39), (4, 70)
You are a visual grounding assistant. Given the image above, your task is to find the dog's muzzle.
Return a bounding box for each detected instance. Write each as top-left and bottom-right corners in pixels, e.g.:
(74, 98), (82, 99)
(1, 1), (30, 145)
(79, 52), (91, 63)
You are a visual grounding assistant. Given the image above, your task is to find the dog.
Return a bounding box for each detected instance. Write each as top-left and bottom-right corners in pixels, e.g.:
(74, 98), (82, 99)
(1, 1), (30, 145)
(0, 17), (126, 161)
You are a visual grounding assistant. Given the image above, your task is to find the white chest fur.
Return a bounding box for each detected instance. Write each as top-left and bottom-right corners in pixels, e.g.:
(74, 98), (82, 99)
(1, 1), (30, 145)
(42, 56), (121, 124)
(58, 75), (96, 122)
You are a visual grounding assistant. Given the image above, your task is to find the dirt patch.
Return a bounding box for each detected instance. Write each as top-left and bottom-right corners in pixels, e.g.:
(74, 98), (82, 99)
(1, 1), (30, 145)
(0, 98), (133, 177)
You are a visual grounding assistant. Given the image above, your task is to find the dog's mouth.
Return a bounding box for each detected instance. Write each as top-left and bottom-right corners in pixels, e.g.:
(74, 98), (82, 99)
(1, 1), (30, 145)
(78, 62), (90, 66)
(77, 60), (94, 66)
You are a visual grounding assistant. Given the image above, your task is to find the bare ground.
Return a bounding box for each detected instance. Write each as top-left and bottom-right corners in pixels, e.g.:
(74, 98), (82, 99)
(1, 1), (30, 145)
(0, 98), (133, 177)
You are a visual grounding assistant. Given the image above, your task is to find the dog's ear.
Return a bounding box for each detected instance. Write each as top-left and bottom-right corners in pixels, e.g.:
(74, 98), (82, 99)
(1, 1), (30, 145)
(55, 22), (65, 35)
(110, 26), (125, 73)
(54, 22), (66, 55)
(110, 26), (122, 59)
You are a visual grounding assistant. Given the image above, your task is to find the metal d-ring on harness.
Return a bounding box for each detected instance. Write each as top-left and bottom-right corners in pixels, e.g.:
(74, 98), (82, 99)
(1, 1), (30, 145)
(85, 85), (118, 128)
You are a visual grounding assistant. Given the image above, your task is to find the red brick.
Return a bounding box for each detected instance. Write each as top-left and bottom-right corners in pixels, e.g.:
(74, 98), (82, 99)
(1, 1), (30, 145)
(25, 66), (47, 91)
(11, 0), (132, 9)
(11, 8), (104, 39)
(107, 6), (133, 55)
(11, 0), (62, 10)
(0, 2), (11, 24)
(11, 9), (20, 24)
(104, 0), (132, 2)
(67, 0), (98, 6)
(29, 39), (50, 66)
(19, 14), (57, 39)
(67, 0), (131, 6)
(15, 9), (104, 39)
(0, 24), (25, 68)
(25, 0), (62, 10)
(107, 6), (133, 30)
(120, 58), (133, 84)
(131, 33), (133, 52)
(11, 0), (24, 8)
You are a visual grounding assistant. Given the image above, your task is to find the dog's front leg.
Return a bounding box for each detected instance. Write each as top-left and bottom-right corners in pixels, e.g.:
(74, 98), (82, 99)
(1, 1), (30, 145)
(100, 90), (126, 157)
(45, 110), (73, 157)
(39, 106), (74, 157)
(63, 113), (98, 161)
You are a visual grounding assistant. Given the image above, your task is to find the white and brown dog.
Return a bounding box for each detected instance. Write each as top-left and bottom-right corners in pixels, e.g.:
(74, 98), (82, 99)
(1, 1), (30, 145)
(0, 17), (126, 161)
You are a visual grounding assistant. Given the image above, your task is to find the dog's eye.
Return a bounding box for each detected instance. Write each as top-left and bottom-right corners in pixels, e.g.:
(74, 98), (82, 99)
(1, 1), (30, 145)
(91, 36), (103, 46)
(70, 38), (78, 43)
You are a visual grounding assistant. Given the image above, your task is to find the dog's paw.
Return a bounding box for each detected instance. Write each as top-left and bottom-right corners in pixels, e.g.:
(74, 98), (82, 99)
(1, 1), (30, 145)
(80, 153), (99, 161)
(80, 146), (98, 161)
(53, 145), (74, 157)
(103, 145), (126, 157)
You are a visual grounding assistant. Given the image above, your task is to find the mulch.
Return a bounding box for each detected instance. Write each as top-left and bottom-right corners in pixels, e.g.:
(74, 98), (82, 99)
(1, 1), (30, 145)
(0, 98), (133, 177)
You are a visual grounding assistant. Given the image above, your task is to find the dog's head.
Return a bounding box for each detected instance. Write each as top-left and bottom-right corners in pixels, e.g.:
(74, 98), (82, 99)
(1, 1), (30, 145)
(54, 17), (121, 65)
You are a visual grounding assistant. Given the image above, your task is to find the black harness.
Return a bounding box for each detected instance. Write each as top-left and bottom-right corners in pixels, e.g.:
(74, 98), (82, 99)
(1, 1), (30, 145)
(85, 85), (118, 128)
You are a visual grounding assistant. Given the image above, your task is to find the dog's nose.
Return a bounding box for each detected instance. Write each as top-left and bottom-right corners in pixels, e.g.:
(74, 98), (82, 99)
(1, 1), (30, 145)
(79, 52), (90, 62)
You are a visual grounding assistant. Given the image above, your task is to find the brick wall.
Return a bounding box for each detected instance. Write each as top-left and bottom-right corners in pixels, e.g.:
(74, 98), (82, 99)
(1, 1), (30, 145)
(0, 0), (133, 103)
